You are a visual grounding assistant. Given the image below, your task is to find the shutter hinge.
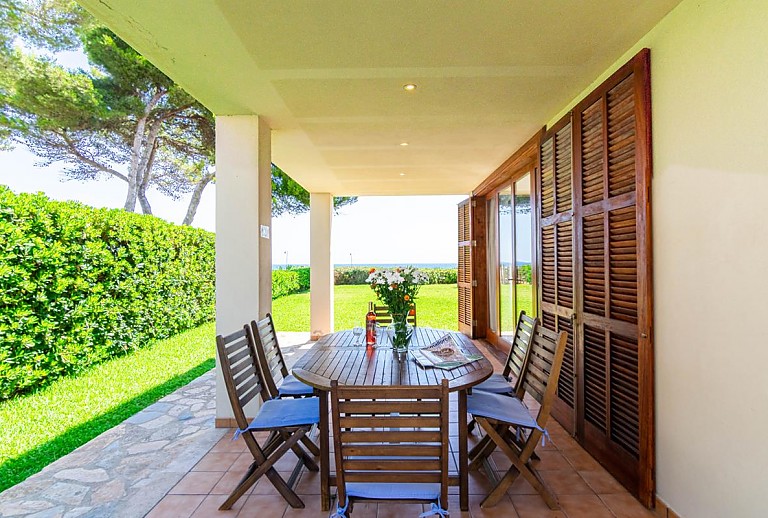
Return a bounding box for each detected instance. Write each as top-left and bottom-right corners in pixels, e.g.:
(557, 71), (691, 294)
(471, 240), (477, 247)
(471, 199), (477, 207)
(472, 280), (478, 287)
(472, 319), (477, 327)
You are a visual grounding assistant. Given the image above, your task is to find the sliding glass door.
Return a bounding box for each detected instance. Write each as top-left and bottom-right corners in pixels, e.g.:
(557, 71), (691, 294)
(496, 173), (534, 342)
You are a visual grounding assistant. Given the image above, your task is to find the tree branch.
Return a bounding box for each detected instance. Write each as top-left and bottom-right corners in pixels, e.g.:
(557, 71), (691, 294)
(60, 132), (128, 182)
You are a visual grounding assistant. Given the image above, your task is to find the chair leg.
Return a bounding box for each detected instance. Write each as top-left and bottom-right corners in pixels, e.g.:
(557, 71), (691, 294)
(220, 429), (308, 510)
(476, 418), (559, 510)
(300, 434), (320, 456)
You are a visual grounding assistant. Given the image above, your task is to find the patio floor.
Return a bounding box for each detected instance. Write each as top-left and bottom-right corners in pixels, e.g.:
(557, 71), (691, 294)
(0, 332), (653, 518)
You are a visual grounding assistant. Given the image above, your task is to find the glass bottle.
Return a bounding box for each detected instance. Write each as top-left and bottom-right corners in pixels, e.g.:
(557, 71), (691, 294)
(365, 302), (377, 346)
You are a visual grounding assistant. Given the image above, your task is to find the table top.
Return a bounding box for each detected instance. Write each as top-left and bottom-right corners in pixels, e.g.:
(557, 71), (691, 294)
(291, 327), (493, 392)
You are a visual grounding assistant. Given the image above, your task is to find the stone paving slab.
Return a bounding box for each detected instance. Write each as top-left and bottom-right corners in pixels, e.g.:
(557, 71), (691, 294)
(0, 332), (313, 518)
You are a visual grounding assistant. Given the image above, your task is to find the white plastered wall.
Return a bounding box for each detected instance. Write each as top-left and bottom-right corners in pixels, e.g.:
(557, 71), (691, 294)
(547, 1), (768, 516)
(215, 115), (272, 421)
(310, 193), (334, 339)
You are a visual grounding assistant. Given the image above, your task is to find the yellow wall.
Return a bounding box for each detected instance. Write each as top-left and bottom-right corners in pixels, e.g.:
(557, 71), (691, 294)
(549, 1), (768, 516)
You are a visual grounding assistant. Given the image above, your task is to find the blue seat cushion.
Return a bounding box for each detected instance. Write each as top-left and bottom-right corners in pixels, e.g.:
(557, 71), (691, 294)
(241, 396), (319, 433)
(467, 390), (543, 432)
(473, 373), (514, 394)
(278, 374), (315, 397)
(345, 482), (440, 500)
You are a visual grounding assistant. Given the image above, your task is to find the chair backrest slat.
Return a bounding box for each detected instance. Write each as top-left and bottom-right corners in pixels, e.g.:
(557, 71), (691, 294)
(373, 304), (417, 326)
(520, 325), (567, 410)
(504, 311), (538, 396)
(250, 314), (290, 398)
(216, 325), (271, 430)
(331, 380), (449, 507)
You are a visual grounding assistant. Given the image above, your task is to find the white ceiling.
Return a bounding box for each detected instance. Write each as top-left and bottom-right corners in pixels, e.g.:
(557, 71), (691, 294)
(76, 0), (681, 196)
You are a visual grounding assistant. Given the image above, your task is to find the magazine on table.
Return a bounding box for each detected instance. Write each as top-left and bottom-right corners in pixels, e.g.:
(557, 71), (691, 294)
(411, 334), (484, 370)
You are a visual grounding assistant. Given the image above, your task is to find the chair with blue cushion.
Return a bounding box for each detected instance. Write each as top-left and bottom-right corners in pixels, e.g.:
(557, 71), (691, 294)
(467, 311), (537, 434)
(251, 314), (315, 398)
(467, 325), (568, 509)
(330, 379), (450, 517)
(216, 324), (320, 510)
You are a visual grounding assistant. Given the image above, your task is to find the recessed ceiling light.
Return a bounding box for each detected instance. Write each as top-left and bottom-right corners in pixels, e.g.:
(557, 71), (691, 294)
(403, 83), (417, 91)
(400, 173), (406, 176)
(400, 142), (409, 147)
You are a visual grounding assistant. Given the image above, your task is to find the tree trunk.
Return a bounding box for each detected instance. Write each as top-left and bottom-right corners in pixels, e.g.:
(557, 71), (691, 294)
(137, 139), (159, 215)
(124, 90), (164, 212)
(182, 172), (214, 226)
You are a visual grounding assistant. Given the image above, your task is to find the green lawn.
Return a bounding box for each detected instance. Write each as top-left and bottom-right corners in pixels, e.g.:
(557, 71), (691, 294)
(272, 284), (460, 331)
(0, 322), (215, 493)
(499, 283), (534, 333)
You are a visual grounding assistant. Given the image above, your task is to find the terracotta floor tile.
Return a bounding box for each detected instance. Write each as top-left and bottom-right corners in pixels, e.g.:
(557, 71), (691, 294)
(192, 452), (241, 472)
(468, 494), (520, 517)
(229, 452), (255, 473)
(531, 451), (572, 471)
(169, 471), (224, 495)
(538, 469), (593, 496)
(509, 494), (566, 518)
(505, 474), (538, 495)
(444, 495), (472, 518)
(341, 501), (377, 518)
(190, 494), (246, 517)
(146, 494), (206, 518)
(251, 471), (295, 495)
(376, 502), (424, 518)
(236, 494), (290, 517)
(579, 469), (626, 494)
(557, 494), (614, 518)
(294, 471), (322, 495)
(560, 448), (602, 471)
(211, 434), (248, 453)
(467, 470), (497, 495)
(210, 470), (255, 496)
(600, 493), (655, 517)
(282, 494), (332, 517)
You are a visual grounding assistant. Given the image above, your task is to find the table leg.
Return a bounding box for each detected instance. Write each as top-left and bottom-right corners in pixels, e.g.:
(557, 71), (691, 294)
(459, 389), (469, 512)
(319, 389), (330, 512)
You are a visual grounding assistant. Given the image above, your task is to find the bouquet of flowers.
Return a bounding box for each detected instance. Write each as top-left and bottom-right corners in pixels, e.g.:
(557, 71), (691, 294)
(366, 266), (428, 349)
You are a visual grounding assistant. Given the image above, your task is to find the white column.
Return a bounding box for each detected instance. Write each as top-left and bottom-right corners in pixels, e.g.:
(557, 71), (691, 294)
(215, 115), (271, 424)
(310, 193), (334, 340)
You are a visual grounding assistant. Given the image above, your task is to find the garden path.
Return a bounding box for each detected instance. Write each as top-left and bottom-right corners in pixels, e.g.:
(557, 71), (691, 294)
(0, 333), (311, 518)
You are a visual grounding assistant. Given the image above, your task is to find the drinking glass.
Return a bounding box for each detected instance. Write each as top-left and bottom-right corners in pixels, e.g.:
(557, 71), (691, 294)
(352, 326), (364, 345)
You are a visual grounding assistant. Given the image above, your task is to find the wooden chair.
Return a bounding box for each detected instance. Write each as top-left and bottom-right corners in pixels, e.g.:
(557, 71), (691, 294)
(467, 311), (537, 433)
(216, 325), (320, 510)
(330, 379), (450, 517)
(250, 313), (314, 398)
(467, 325), (568, 509)
(373, 303), (417, 326)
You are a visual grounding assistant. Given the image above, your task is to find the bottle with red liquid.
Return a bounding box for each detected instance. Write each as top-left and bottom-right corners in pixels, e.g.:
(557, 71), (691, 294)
(365, 302), (377, 346)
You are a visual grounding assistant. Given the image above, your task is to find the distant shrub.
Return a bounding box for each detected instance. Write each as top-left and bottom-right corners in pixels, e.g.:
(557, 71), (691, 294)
(272, 267), (310, 299)
(334, 267), (372, 285)
(335, 266), (457, 286)
(518, 264), (532, 284)
(0, 187), (215, 400)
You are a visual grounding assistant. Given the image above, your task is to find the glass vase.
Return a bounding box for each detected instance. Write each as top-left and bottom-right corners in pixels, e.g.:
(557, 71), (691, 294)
(390, 313), (413, 352)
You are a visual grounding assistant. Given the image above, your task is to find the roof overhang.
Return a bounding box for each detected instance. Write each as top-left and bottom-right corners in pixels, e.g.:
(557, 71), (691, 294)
(76, 0), (681, 195)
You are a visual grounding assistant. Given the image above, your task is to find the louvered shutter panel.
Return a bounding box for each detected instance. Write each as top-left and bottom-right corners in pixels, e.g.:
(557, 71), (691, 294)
(571, 51), (653, 505)
(458, 200), (473, 334)
(537, 50), (653, 506)
(537, 117), (577, 434)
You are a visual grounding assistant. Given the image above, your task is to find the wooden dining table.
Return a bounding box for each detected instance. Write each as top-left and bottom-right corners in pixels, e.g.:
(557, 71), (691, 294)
(291, 326), (494, 512)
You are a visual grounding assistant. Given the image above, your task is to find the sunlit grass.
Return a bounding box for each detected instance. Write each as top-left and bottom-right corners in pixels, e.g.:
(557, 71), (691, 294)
(0, 322), (215, 493)
(272, 284), (460, 331)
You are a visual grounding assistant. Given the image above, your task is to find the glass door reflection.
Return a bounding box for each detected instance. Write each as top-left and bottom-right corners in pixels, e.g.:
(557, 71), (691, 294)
(498, 186), (515, 338)
(514, 173), (533, 317)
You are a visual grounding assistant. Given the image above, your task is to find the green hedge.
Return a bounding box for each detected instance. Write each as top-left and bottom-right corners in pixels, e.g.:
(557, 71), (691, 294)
(272, 267), (310, 299)
(333, 266), (457, 286)
(0, 187), (215, 400)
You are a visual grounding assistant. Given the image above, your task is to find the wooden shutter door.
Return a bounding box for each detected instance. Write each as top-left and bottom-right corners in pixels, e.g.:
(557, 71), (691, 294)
(538, 117), (577, 435)
(458, 200), (473, 335)
(536, 50), (653, 506)
(572, 50), (653, 505)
